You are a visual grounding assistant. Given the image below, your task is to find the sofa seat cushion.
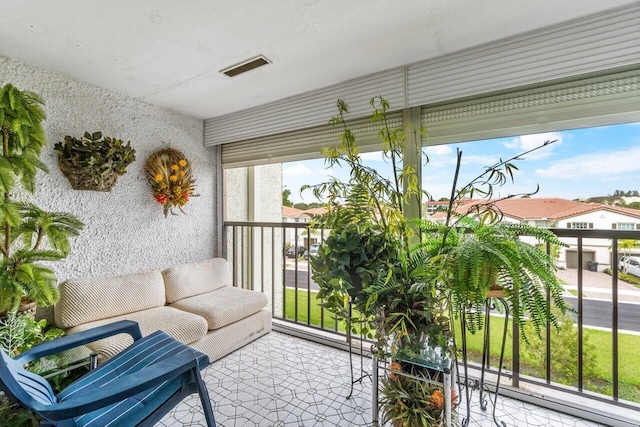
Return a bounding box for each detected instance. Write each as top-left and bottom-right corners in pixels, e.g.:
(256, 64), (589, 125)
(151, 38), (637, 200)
(170, 287), (269, 330)
(66, 306), (208, 362)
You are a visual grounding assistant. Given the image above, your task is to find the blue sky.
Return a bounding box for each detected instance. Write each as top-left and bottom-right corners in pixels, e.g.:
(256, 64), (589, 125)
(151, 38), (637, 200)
(283, 122), (640, 204)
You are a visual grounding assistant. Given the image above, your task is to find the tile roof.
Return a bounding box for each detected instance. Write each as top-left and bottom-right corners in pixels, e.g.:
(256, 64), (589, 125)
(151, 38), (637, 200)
(282, 206), (306, 217)
(302, 207), (328, 216)
(430, 197), (640, 220)
(601, 204), (640, 219)
(282, 206), (329, 218)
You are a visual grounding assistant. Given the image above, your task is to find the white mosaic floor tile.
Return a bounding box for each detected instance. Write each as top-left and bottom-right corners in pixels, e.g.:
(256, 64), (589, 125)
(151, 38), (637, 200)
(159, 331), (610, 427)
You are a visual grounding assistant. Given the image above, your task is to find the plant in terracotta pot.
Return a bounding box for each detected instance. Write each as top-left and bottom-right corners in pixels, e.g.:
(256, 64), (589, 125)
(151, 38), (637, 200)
(0, 83), (84, 315)
(54, 131), (136, 191)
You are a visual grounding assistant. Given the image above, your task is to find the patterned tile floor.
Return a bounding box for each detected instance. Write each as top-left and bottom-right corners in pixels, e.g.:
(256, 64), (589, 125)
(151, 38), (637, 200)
(158, 331), (606, 427)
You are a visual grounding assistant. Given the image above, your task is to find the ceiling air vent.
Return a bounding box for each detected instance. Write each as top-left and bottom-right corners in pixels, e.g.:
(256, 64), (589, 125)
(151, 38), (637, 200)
(220, 55), (271, 77)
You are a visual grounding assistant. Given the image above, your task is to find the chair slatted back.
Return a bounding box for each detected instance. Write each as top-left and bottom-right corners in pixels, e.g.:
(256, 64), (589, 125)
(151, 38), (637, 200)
(0, 350), (56, 410)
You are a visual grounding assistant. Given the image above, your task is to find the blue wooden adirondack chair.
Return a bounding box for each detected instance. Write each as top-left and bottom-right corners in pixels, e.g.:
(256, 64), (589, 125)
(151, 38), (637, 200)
(0, 320), (216, 426)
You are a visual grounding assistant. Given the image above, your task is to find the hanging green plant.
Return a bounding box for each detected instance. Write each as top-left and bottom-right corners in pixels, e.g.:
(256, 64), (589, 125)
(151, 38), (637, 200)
(54, 132), (136, 191)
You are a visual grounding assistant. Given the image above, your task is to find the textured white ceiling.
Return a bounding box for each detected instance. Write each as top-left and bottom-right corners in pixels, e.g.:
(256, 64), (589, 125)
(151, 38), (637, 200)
(0, 0), (637, 119)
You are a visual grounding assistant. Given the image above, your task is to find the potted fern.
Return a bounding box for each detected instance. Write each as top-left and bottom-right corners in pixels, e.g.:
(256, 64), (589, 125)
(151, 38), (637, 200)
(0, 83), (84, 315)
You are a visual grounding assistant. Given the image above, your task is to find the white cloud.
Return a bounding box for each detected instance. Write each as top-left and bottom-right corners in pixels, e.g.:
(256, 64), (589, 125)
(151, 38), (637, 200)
(425, 152), (501, 170)
(283, 163), (332, 178)
(283, 163), (315, 177)
(505, 132), (562, 160)
(360, 151), (385, 161)
(424, 144), (456, 168)
(425, 156), (456, 169)
(424, 145), (453, 156)
(461, 154), (500, 166)
(536, 146), (640, 179)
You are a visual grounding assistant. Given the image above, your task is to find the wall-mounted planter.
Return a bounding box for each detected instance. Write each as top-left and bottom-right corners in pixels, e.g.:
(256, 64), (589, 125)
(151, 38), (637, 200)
(54, 132), (136, 192)
(58, 160), (120, 191)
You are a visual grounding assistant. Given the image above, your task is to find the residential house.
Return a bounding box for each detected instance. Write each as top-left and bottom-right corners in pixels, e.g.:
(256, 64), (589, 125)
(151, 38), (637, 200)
(424, 200), (451, 217)
(430, 198), (640, 270)
(282, 206), (328, 248)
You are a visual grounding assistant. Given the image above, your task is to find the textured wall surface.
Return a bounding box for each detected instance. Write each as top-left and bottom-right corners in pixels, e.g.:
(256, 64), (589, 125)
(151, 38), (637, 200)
(0, 56), (218, 283)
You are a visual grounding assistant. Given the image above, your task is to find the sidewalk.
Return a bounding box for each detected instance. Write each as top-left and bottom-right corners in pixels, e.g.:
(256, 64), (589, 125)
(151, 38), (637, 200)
(285, 259), (309, 271)
(556, 268), (640, 304)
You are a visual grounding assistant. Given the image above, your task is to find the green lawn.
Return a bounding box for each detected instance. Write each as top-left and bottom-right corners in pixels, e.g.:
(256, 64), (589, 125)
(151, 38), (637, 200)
(283, 288), (345, 332)
(283, 289), (640, 403)
(456, 316), (640, 403)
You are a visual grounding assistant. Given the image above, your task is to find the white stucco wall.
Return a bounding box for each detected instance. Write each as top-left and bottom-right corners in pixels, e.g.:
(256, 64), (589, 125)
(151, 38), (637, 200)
(0, 56), (218, 284)
(556, 210), (640, 270)
(558, 210), (640, 230)
(518, 209), (640, 270)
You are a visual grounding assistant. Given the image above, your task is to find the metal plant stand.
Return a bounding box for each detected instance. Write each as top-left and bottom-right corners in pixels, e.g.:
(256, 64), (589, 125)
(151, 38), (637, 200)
(345, 297), (371, 400)
(459, 296), (510, 427)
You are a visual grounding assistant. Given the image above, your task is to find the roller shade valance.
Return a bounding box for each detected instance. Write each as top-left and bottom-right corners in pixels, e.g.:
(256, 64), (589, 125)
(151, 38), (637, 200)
(420, 67), (640, 147)
(221, 111), (403, 168)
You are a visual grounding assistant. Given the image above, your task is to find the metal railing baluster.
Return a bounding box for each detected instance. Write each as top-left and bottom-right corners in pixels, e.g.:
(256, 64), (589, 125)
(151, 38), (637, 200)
(546, 240), (552, 383)
(577, 237), (584, 391)
(221, 222), (640, 412)
(612, 238), (619, 400)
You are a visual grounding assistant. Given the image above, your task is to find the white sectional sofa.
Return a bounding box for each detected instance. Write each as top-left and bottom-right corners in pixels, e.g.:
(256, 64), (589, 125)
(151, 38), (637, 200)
(54, 258), (272, 363)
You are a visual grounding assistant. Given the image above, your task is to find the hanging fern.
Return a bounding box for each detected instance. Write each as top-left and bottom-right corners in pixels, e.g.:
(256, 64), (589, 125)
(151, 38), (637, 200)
(432, 220), (569, 341)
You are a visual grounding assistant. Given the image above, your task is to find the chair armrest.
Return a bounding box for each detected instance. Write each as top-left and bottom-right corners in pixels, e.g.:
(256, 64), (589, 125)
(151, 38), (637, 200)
(15, 320), (142, 364)
(38, 351), (198, 421)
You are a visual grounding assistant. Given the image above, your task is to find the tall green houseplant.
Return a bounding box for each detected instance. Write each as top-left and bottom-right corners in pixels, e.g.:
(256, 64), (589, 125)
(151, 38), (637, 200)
(308, 97), (573, 426)
(310, 96), (570, 342)
(0, 84), (83, 314)
(307, 98), (420, 313)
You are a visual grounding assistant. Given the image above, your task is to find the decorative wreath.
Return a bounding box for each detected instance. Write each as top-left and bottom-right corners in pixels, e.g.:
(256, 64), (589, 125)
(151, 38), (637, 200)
(144, 147), (197, 216)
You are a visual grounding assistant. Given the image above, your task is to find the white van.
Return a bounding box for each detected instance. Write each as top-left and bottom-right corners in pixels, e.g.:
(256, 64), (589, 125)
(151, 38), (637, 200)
(618, 256), (640, 278)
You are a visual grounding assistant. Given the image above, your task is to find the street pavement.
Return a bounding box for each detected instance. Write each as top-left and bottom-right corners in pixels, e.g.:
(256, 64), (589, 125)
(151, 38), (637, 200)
(286, 262), (640, 302)
(285, 262), (640, 331)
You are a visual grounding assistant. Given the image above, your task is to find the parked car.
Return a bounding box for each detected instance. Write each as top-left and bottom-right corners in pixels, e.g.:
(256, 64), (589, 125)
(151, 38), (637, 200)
(618, 256), (640, 278)
(286, 245), (306, 258)
(304, 243), (320, 260)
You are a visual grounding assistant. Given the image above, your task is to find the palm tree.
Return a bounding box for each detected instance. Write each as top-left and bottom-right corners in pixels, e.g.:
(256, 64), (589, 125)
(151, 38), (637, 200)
(0, 84), (83, 313)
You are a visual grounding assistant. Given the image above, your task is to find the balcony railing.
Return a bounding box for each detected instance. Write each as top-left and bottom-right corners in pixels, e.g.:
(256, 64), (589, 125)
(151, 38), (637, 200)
(223, 221), (340, 335)
(222, 221), (640, 415)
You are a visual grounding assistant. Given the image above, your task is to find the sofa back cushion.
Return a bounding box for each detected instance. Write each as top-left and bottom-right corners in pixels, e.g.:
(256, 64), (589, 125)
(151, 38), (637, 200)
(163, 258), (232, 303)
(55, 270), (166, 329)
